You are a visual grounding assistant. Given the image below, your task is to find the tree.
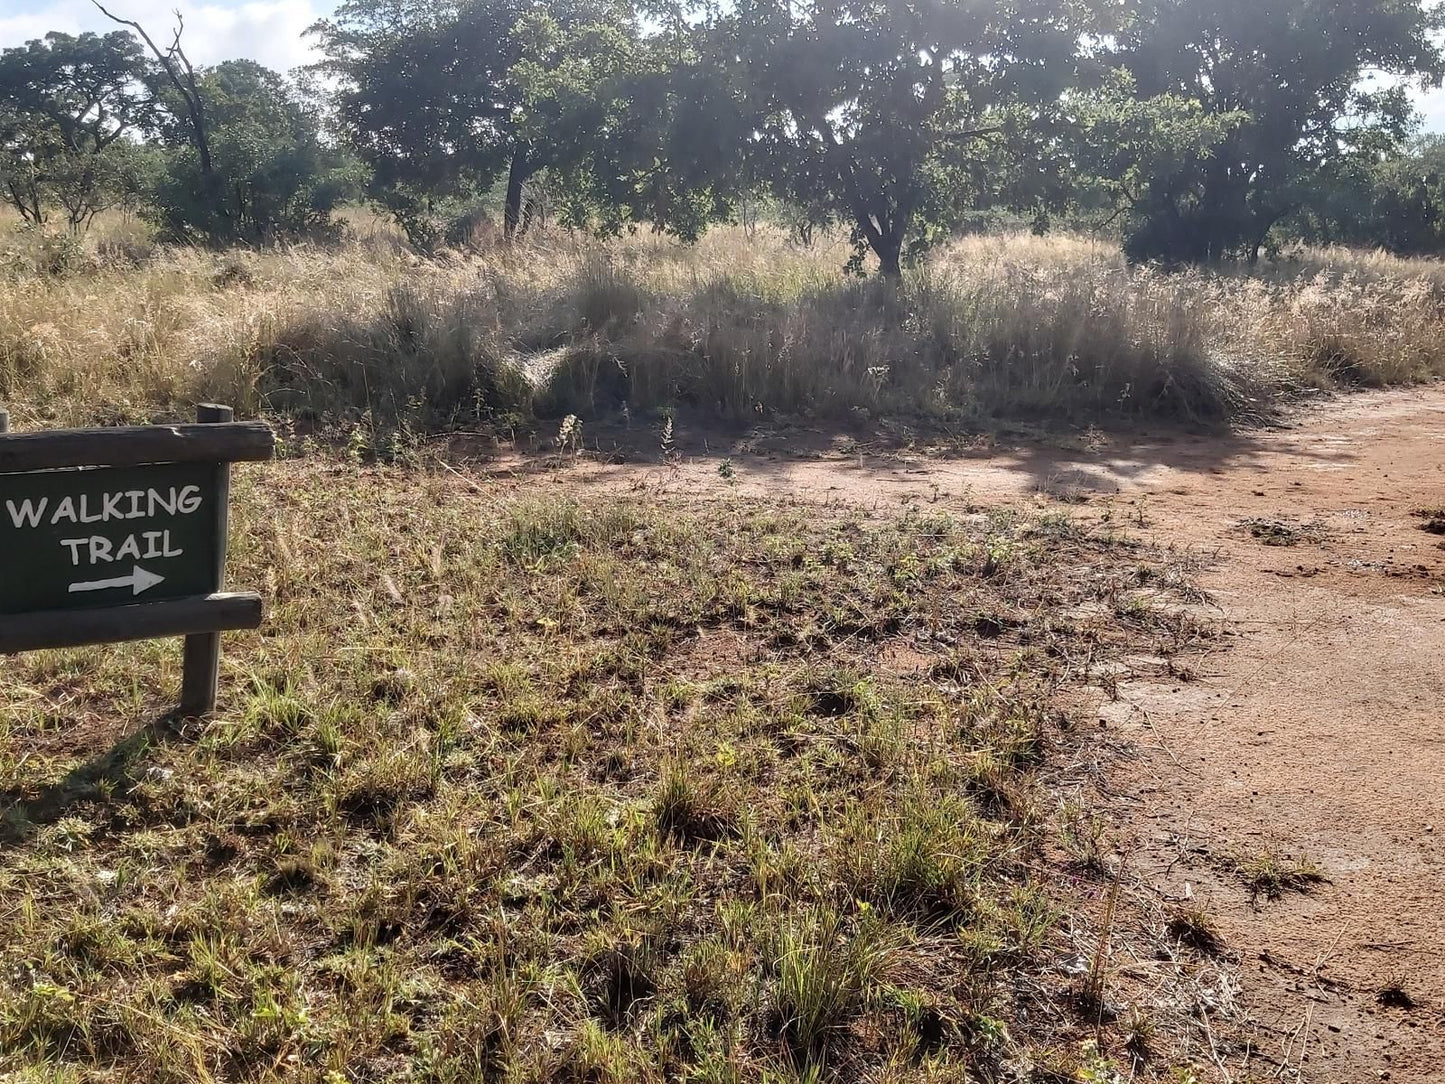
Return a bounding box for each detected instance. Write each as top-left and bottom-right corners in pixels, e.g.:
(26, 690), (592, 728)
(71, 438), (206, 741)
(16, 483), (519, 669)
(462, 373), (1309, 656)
(1066, 71), (1247, 252)
(1109, 0), (1444, 263)
(723, 0), (1097, 277)
(312, 0), (645, 247)
(149, 60), (361, 244)
(1292, 134), (1445, 255)
(0, 30), (152, 229)
(553, 10), (749, 240)
(92, 1), (243, 242)
(312, 0), (521, 246)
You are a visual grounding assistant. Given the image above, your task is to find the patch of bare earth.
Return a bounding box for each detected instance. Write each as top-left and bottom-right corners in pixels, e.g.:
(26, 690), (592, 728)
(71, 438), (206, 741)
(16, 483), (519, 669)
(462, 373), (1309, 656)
(498, 387), (1445, 1081)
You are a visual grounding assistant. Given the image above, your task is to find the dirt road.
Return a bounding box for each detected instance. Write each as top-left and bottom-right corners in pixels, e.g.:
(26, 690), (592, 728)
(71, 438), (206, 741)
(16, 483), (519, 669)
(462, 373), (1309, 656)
(529, 386), (1445, 1080)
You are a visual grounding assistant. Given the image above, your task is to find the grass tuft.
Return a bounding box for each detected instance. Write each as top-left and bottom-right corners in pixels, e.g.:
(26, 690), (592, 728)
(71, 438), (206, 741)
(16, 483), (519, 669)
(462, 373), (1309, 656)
(1376, 977), (1416, 1010)
(770, 907), (895, 1063)
(1233, 847), (1327, 902)
(1164, 904), (1223, 955)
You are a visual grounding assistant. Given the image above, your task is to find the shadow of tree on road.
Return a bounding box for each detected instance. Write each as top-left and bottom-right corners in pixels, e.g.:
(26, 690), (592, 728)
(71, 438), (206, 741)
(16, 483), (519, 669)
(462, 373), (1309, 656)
(447, 415), (1359, 504)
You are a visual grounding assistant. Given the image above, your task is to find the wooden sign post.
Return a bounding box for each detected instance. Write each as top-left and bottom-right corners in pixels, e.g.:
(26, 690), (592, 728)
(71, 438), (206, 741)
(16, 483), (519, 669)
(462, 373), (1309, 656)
(0, 405), (274, 715)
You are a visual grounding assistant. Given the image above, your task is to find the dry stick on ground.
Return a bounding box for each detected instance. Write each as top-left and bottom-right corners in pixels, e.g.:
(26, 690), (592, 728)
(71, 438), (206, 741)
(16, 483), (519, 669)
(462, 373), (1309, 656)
(1310, 923), (1351, 986)
(1132, 700), (1201, 777)
(1116, 856), (1245, 1068)
(1274, 1004), (1314, 1081)
(1199, 1003), (1236, 1084)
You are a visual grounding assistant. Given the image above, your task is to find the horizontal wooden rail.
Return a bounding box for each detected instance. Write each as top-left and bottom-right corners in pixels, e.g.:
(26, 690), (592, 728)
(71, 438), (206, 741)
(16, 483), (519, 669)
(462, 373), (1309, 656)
(0, 593), (263, 654)
(0, 418), (274, 474)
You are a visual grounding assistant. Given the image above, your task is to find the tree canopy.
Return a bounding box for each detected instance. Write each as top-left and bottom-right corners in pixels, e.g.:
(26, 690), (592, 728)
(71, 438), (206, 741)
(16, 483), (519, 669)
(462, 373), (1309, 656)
(725, 0), (1099, 275)
(2, 0), (1444, 264)
(312, 0), (654, 247)
(0, 30), (153, 229)
(1105, 0), (1445, 262)
(148, 59), (361, 244)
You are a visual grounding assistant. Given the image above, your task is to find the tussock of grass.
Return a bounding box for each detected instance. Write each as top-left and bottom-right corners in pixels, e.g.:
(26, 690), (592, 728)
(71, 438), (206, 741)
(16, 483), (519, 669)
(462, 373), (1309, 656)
(537, 262), (1253, 424)
(1234, 848), (1327, 902)
(5, 221), (1445, 433)
(1376, 977), (1416, 1009)
(0, 461), (1208, 1080)
(1164, 904), (1223, 955)
(835, 791), (993, 917)
(260, 279), (536, 429)
(769, 906), (896, 1061)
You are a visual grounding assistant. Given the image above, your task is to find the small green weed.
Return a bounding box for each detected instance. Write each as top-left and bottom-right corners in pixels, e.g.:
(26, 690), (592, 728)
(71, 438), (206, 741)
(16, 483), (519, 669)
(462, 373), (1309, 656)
(1234, 847), (1326, 902)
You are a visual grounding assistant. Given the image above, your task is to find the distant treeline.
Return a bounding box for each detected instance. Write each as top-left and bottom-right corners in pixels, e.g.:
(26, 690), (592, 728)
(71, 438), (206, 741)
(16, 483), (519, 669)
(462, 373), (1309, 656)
(4, 0), (1445, 272)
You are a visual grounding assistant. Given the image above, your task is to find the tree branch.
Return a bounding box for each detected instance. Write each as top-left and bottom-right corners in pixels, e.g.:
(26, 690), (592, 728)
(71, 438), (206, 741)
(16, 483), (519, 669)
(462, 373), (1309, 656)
(939, 124), (1007, 144)
(91, 0), (215, 181)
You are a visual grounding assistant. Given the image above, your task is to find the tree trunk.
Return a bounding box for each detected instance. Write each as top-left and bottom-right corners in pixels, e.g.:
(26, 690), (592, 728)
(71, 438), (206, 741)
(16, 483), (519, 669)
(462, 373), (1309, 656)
(503, 147), (528, 242)
(874, 231), (904, 280)
(7, 179), (44, 226)
(1248, 207), (1290, 266)
(854, 202), (909, 280)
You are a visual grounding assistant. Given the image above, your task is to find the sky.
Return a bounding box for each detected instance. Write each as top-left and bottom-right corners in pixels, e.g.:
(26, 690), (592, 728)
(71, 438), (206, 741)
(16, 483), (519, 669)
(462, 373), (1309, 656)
(5, 0), (1445, 131)
(0, 0), (327, 74)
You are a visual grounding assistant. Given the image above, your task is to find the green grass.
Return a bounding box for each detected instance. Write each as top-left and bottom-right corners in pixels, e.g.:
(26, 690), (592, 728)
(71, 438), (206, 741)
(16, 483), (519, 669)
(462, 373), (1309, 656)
(1233, 848), (1327, 903)
(0, 458), (1211, 1081)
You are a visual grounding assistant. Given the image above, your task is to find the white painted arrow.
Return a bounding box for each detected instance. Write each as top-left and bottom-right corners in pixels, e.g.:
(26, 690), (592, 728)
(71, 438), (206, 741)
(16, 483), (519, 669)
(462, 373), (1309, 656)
(68, 565), (166, 597)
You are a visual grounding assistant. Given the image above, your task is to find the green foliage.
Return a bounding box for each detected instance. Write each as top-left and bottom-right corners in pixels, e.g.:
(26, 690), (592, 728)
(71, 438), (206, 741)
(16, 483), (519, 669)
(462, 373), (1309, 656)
(1294, 134), (1445, 255)
(770, 907), (895, 1063)
(0, 31), (154, 231)
(8, 0), (1445, 267)
(1067, 71), (1247, 248)
(313, 0), (533, 246)
(564, 14), (748, 241)
(724, 0), (1099, 276)
(314, 0), (726, 246)
(1102, 0), (1445, 263)
(148, 60), (361, 245)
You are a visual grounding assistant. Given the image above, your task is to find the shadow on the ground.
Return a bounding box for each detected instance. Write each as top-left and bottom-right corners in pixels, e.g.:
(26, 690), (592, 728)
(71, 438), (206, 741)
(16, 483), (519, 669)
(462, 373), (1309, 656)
(0, 709), (197, 844)
(446, 408), (1356, 500)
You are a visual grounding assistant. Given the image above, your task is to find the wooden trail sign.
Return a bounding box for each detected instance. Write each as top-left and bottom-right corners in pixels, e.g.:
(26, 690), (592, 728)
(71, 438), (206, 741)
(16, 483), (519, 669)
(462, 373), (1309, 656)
(0, 405), (275, 714)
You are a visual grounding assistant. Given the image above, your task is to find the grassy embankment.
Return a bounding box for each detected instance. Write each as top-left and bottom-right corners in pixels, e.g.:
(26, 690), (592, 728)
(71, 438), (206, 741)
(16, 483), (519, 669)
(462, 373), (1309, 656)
(4, 218), (1445, 438)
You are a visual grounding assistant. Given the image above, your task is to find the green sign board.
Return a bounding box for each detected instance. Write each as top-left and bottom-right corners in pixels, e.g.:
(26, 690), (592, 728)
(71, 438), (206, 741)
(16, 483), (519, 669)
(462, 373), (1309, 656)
(0, 461), (221, 615)
(0, 408), (276, 715)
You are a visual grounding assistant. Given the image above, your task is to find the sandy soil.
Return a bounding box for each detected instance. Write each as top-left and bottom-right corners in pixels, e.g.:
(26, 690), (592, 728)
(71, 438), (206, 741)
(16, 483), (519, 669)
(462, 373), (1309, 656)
(497, 386), (1445, 1081)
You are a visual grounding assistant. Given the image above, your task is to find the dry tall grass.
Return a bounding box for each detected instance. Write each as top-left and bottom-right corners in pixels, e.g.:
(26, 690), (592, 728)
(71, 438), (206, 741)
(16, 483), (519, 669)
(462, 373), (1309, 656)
(3, 216), (1443, 433)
